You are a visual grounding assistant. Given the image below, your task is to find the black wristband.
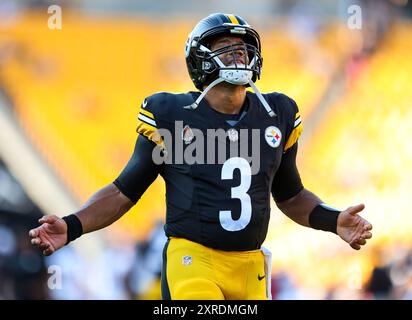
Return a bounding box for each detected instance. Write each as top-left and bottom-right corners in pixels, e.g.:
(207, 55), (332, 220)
(308, 203), (341, 234)
(62, 214), (83, 244)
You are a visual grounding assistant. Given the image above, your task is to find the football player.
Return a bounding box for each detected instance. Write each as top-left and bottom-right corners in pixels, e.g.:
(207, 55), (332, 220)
(29, 13), (373, 300)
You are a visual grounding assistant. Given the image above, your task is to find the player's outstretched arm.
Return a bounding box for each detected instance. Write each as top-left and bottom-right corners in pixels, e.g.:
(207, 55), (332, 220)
(272, 143), (372, 250)
(29, 134), (161, 256)
(29, 183), (134, 256)
(276, 188), (373, 250)
(76, 182), (134, 234)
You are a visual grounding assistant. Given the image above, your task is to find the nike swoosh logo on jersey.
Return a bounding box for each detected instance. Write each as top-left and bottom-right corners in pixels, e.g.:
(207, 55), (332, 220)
(258, 274), (265, 281)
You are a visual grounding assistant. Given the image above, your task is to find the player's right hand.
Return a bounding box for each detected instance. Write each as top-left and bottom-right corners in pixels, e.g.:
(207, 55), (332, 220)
(29, 215), (68, 256)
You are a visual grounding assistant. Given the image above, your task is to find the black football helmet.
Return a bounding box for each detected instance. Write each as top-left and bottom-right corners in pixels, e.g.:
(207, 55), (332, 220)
(185, 13), (263, 91)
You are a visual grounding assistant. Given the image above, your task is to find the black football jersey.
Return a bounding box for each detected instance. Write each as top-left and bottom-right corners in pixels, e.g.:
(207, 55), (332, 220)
(135, 91), (302, 251)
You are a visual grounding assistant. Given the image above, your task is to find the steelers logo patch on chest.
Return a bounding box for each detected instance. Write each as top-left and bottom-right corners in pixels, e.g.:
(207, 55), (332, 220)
(265, 126), (282, 148)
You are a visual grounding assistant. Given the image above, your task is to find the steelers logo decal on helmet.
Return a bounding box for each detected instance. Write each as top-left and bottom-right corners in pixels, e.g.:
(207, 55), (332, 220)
(265, 126), (282, 148)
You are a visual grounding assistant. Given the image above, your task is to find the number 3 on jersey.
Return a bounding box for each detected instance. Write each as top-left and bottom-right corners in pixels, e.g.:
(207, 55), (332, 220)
(219, 157), (252, 232)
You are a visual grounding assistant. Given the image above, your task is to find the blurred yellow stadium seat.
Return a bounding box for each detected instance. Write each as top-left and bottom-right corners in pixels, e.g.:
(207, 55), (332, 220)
(3, 12), (411, 294)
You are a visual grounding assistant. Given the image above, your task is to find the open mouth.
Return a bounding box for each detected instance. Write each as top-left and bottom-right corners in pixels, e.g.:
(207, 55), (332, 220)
(234, 57), (245, 64)
(225, 56), (245, 66)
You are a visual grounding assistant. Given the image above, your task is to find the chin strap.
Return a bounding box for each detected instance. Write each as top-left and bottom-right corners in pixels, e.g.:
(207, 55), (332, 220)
(185, 78), (276, 118)
(184, 77), (225, 110)
(248, 80), (276, 117)
(185, 44), (275, 117)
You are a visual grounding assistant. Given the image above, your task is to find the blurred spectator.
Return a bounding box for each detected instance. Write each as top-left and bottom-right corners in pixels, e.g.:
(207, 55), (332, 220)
(345, 0), (396, 84)
(0, 0), (19, 28)
(126, 221), (167, 300)
(365, 265), (393, 299)
(271, 271), (302, 300)
(388, 249), (412, 299)
(0, 160), (48, 299)
(0, 211), (48, 299)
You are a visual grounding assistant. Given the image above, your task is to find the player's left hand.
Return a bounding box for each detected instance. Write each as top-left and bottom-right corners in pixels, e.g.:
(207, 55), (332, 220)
(337, 204), (373, 250)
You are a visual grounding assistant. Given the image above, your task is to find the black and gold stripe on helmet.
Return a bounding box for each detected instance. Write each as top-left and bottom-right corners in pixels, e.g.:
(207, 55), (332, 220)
(226, 14), (240, 24)
(221, 13), (248, 26)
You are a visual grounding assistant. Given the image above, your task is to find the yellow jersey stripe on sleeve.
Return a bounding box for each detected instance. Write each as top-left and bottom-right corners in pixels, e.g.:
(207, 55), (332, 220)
(139, 108), (155, 120)
(294, 116), (301, 128)
(136, 121), (162, 145)
(138, 113), (157, 127)
(284, 123), (302, 152)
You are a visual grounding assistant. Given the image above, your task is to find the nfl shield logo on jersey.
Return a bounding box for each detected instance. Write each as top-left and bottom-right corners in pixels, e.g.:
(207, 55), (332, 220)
(227, 128), (239, 142)
(182, 255), (192, 266)
(265, 126), (282, 148)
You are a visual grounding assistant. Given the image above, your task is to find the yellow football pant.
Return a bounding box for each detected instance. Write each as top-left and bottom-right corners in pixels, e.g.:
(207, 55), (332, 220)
(161, 237), (269, 300)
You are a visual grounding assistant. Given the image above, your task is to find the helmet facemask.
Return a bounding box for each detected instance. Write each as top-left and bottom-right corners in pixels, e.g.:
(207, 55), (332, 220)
(184, 14), (275, 117)
(195, 40), (262, 86)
